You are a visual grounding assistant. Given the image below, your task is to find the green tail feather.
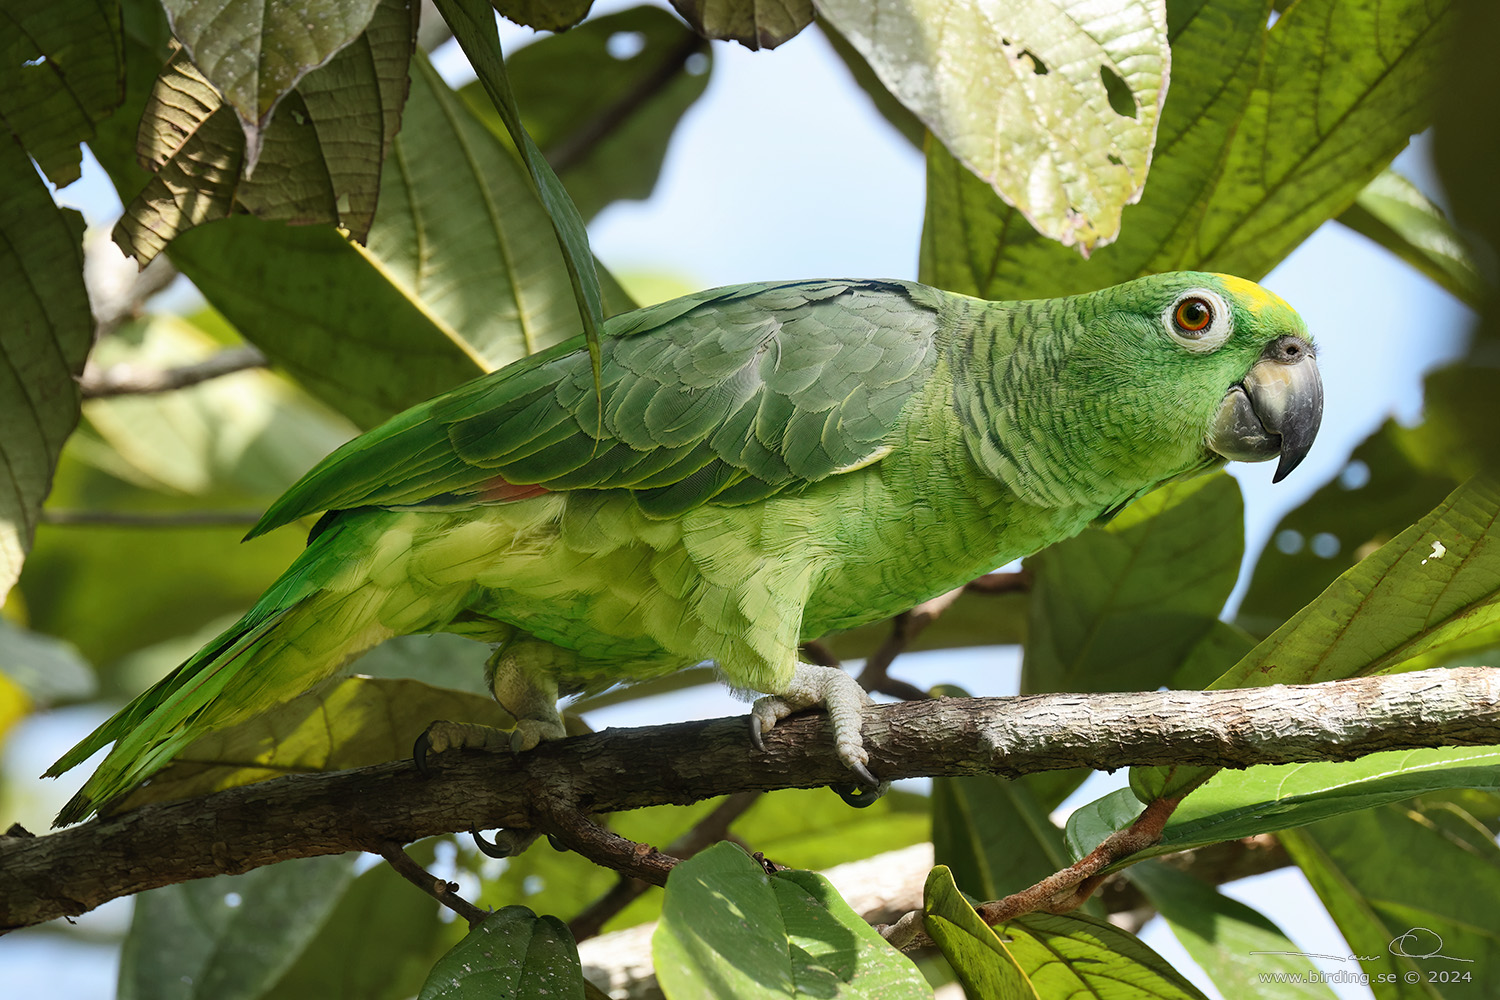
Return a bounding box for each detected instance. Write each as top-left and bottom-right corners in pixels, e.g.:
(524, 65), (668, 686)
(47, 521), (359, 826)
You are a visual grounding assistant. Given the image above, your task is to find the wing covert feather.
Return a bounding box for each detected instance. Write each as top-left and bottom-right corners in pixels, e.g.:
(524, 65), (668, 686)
(249, 279), (945, 536)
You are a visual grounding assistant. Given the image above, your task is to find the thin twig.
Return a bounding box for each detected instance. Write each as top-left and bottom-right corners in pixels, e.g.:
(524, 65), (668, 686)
(964, 569), (1032, 594)
(568, 790), (761, 941)
(534, 797), (683, 888)
(377, 840), (490, 929)
(79, 345), (269, 398)
(40, 509), (265, 527)
(858, 586), (966, 698)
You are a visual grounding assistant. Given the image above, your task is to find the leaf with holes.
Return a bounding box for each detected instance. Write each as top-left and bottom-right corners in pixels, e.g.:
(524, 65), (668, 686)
(821, 0), (1169, 253)
(921, 0), (1450, 299)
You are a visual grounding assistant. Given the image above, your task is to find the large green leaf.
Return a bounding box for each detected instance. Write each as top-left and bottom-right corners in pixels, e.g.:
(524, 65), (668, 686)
(167, 46), (601, 428)
(1283, 794), (1500, 996)
(492, 0), (594, 32)
(1218, 476), (1500, 689)
(653, 842), (928, 998)
(921, 0), (1451, 299)
(115, 0), (415, 264)
(1235, 420), (1462, 639)
(668, 0), (813, 50)
(1126, 861), (1338, 1000)
(418, 906), (586, 1000)
(821, 0), (1168, 254)
(494, 5), (711, 223)
(924, 865), (1208, 999)
(119, 854), (359, 1000)
(112, 676), (516, 811)
(161, 0), (381, 156)
(0, 135), (93, 606)
(1070, 746), (1500, 863)
(1024, 472), (1243, 693)
(0, 0), (124, 186)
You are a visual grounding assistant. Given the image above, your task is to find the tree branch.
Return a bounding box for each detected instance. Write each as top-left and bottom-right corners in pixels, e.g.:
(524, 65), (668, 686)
(79, 345), (269, 398)
(4, 667), (1496, 931)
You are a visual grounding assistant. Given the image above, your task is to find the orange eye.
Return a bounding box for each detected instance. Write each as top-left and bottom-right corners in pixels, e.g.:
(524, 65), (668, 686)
(1174, 297), (1213, 333)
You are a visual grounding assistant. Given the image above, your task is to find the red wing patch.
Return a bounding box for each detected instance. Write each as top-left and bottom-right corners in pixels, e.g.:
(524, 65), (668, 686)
(476, 475), (551, 503)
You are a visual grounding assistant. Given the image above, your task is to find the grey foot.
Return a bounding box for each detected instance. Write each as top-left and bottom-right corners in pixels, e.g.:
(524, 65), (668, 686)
(749, 664), (881, 790)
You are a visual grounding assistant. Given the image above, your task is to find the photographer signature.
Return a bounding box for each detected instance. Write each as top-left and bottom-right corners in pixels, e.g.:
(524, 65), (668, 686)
(1250, 926), (1473, 964)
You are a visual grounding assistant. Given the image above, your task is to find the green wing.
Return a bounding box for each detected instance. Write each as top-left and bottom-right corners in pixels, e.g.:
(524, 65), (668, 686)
(249, 279), (945, 537)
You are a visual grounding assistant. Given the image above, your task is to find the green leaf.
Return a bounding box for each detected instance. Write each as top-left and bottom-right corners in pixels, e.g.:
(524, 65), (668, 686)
(921, 0), (1450, 299)
(653, 841), (928, 998)
(492, 0), (594, 33)
(1283, 794), (1500, 995)
(268, 841), (460, 1000)
(1075, 746), (1500, 864)
(0, 0), (125, 186)
(668, 0), (813, 50)
(0, 133), (92, 606)
(116, 0), (416, 265)
(1126, 861), (1339, 1000)
(418, 906), (586, 1000)
(924, 865), (1208, 999)
(932, 774), (1080, 905)
(1337, 169), (1485, 309)
(432, 0), (605, 361)
(821, 0), (1168, 253)
(1235, 420), (1461, 639)
(1218, 476), (1500, 689)
(496, 5), (711, 223)
(1024, 472), (1243, 693)
(119, 854), (359, 1000)
(162, 0), (382, 156)
(113, 676), (516, 810)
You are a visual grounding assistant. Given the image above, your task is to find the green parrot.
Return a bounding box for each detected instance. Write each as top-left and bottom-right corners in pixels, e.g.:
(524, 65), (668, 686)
(48, 271), (1321, 825)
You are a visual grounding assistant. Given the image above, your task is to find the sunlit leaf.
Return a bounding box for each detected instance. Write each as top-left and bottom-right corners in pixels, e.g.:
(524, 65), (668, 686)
(0, 136), (92, 606)
(654, 842), (928, 998)
(1218, 476), (1500, 689)
(924, 865), (1208, 999)
(0, 0), (124, 186)
(114, 676), (515, 810)
(822, 0), (1168, 253)
(668, 0), (812, 49)
(1073, 746), (1500, 863)
(922, 0), (1450, 298)
(418, 906), (585, 1000)
(1338, 168), (1484, 309)
(119, 854), (359, 1000)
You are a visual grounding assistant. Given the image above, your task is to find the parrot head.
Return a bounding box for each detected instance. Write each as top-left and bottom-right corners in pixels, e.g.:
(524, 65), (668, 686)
(1069, 270), (1323, 488)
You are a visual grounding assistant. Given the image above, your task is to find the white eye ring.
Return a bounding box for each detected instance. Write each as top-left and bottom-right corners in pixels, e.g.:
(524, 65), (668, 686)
(1162, 289), (1232, 353)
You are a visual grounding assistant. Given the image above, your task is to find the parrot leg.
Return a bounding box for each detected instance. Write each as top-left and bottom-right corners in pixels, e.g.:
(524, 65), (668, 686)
(749, 664), (880, 791)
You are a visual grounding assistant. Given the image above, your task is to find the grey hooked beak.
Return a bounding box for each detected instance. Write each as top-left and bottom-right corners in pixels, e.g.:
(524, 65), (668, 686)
(1208, 336), (1323, 483)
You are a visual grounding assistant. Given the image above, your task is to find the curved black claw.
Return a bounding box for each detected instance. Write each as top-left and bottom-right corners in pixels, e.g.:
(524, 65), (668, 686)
(832, 777), (891, 808)
(413, 729), (434, 777)
(472, 827), (510, 858)
(471, 826), (540, 859)
(749, 713), (766, 752)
